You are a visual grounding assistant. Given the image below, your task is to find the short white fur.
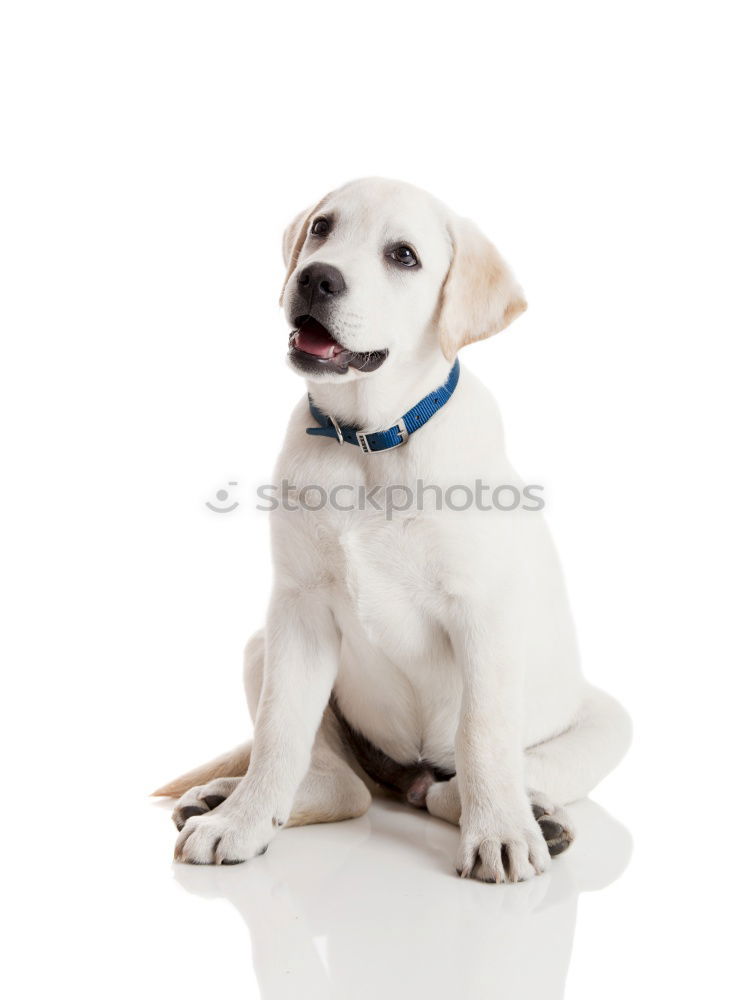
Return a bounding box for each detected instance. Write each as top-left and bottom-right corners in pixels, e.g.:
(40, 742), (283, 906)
(162, 178), (631, 881)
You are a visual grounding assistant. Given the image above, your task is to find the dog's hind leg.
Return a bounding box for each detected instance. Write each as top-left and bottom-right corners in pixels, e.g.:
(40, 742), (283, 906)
(169, 719), (371, 831)
(152, 631), (267, 801)
(284, 709), (372, 827)
(160, 629), (371, 831)
(522, 686), (631, 806)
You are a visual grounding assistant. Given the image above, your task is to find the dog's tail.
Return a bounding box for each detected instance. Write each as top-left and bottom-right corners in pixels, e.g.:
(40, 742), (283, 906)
(151, 741), (252, 799)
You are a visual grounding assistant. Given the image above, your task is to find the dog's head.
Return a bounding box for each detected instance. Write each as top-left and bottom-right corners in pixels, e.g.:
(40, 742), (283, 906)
(281, 178), (526, 381)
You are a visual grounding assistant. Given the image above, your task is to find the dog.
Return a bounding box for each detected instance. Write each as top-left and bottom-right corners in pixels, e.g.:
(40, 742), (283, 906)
(155, 178), (631, 882)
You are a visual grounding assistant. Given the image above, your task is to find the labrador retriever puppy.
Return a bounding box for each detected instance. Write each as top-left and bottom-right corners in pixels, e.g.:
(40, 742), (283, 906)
(156, 178), (631, 881)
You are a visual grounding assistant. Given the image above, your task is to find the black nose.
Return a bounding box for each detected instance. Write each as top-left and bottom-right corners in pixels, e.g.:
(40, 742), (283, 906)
(297, 263), (346, 303)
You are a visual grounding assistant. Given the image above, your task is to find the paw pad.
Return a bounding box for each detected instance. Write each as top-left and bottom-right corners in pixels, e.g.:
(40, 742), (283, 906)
(537, 815), (573, 856)
(201, 795), (226, 810)
(175, 805), (206, 831)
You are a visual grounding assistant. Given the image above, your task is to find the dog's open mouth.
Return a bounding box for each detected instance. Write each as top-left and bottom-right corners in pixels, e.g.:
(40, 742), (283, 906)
(289, 316), (388, 375)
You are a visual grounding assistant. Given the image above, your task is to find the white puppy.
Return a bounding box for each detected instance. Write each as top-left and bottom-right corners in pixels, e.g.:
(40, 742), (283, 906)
(156, 178), (631, 882)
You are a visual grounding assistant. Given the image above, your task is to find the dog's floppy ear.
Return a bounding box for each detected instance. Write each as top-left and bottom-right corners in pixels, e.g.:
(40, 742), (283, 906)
(279, 195), (330, 303)
(282, 208), (310, 269)
(438, 216), (527, 359)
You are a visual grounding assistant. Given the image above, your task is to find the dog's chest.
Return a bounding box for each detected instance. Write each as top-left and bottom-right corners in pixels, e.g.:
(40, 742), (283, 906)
(333, 519), (461, 769)
(323, 512), (444, 656)
(279, 453), (463, 767)
(319, 511), (460, 767)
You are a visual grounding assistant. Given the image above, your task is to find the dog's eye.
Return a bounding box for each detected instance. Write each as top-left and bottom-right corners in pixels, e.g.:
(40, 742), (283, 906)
(389, 245), (419, 268)
(311, 217), (330, 237)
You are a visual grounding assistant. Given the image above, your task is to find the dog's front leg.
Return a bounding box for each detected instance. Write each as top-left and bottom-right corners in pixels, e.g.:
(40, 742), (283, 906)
(174, 585), (338, 865)
(452, 603), (550, 883)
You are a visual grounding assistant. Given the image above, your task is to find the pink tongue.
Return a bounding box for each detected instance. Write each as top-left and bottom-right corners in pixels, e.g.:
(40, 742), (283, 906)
(294, 320), (343, 358)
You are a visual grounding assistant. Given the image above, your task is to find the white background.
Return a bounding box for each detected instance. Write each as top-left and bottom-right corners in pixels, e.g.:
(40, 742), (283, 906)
(2, 2), (749, 997)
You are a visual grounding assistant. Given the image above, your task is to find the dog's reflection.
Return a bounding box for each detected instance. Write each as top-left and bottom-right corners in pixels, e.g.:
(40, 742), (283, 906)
(173, 797), (631, 1000)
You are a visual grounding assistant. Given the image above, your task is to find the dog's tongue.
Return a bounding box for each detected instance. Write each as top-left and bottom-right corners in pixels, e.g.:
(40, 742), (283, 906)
(294, 318), (343, 359)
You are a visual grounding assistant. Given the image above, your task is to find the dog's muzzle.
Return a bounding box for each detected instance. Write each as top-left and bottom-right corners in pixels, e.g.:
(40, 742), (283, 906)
(288, 316), (389, 375)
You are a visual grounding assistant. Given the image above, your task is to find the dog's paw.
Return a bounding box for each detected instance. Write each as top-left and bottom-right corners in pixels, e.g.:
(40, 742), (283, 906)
(173, 804), (274, 865)
(529, 789), (576, 857)
(171, 777), (242, 831)
(457, 801), (550, 883)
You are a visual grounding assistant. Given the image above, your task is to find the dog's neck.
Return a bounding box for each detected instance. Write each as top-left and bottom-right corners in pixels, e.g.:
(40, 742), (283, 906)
(307, 349), (453, 432)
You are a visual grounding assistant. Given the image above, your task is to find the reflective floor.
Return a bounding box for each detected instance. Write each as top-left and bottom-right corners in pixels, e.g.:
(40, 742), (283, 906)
(157, 797), (631, 999)
(17, 776), (742, 998)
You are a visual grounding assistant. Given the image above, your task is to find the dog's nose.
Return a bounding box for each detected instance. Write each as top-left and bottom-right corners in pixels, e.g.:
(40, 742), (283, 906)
(297, 263), (346, 303)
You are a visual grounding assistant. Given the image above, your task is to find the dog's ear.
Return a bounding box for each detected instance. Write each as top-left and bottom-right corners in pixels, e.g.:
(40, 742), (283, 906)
(279, 207), (312, 303)
(438, 216), (527, 359)
(282, 208), (310, 269)
(279, 195), (330, 303)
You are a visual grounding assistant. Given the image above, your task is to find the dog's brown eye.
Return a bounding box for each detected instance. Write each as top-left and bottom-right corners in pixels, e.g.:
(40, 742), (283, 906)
(389, 245), (419, 267)
(311, 217), (330, 237)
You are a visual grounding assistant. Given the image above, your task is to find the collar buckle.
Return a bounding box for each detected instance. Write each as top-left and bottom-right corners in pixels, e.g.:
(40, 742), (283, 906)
(357, 418), (409, 455)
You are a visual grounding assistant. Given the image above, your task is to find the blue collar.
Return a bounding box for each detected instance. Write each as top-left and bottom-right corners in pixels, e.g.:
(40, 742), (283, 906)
(306, 360), (460, 454)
